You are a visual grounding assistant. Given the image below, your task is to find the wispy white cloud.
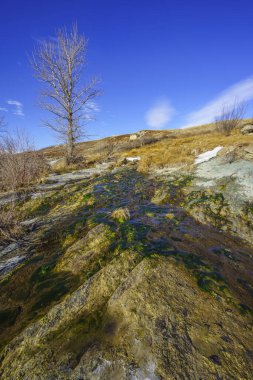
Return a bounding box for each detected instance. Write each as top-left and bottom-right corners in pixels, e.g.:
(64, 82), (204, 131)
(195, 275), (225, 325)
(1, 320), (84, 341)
(182, 76), (253, 129)
(7, 100), (24, 116)
(0, 107), (8, 112)
(87, 101), (100, 112)
(84, 101), (100, 121)
(145, 100), (174, 129)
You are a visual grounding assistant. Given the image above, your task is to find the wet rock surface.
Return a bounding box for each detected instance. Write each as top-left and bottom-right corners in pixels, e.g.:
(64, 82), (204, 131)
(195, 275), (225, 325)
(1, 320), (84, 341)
(0, 163), (112, 277)
(195, 157), (253, 202)
(0, 166), (253, 379)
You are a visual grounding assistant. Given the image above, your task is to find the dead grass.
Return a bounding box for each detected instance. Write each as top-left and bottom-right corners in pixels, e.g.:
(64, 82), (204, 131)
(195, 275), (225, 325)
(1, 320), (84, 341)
(36, 120), (253, 173)
(125, 127), (253, 172)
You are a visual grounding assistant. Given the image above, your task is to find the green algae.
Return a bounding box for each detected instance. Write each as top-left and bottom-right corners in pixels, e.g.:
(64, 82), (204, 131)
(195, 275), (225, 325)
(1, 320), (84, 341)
(186, 190), (230, 228)
(30, 272), (77, 317)
(1, 165), (253, 372)
(46, 307), (112, 368)
(237, 278), (253, 298)
(19, 191), (63, 218)
(0, 307), (21, 331)
(29, 259), (79, 317)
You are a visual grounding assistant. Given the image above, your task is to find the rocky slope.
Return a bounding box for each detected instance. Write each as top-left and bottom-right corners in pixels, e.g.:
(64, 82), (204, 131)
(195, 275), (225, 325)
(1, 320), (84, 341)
(0, 137), (253, 379)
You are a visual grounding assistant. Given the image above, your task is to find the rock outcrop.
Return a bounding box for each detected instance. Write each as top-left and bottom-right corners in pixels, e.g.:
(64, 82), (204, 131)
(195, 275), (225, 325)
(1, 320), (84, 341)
(241, 124), (253, 135)
(1, 166), (253, 379)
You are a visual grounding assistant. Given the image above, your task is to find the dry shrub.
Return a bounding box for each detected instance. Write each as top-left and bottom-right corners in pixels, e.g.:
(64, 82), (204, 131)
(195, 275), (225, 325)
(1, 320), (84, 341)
(139, 136), (159, 145)
(114, 136), (161, 154)
(137, 156), (153, 173)
(215, 102), (246, 136)
(0, 204), (24, 243)
(113, 141), (134, 153)
(126, 126), (252, 173)
(0, 131), (47, 192)
(94, 139), (115, 156)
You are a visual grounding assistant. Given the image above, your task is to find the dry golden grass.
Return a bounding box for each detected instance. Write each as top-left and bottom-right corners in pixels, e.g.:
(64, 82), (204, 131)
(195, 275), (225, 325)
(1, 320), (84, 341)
(37, 120), (253, 173)
(125, 126), (253, 172)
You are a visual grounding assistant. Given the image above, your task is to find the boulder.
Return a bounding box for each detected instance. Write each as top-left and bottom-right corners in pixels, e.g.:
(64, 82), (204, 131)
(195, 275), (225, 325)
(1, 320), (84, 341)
(129, 134), (138, 141)
(241, 124), (253, 135)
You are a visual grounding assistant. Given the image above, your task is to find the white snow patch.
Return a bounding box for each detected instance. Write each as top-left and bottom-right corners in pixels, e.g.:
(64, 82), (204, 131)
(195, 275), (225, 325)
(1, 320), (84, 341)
(195, 146), (223, 164)
(126, 156), (141, 162)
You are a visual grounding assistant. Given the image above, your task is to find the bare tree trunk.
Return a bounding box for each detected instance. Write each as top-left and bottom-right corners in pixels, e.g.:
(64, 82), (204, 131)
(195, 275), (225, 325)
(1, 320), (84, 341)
(67, 116), (74, 164)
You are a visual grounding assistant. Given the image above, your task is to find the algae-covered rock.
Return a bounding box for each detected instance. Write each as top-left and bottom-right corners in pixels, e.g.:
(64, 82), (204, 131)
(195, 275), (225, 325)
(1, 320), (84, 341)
(1, 257), (253, 380)
(56, 224), (115, 274)
(1, 166), (253, 380)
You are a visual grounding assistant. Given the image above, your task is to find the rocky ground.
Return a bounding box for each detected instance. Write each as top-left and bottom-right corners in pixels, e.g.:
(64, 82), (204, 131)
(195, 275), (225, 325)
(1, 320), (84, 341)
(0, 151), (253, 379)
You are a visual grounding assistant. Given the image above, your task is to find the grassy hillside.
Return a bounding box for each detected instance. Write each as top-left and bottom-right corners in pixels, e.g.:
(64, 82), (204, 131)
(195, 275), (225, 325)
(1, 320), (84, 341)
(39, 121), (253, 172)
(0, 120), (253, 379)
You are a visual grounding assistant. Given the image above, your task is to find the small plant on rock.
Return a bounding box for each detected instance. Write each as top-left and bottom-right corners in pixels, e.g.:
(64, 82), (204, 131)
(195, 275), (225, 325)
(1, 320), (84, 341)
(111, 207), (130, 223)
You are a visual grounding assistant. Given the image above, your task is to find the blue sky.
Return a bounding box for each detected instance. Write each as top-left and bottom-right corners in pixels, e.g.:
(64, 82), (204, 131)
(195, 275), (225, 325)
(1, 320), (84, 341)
(1, 0), (253, 148)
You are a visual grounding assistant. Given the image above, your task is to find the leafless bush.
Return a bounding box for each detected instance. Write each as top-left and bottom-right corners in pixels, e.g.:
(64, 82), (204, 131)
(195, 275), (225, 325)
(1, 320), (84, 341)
(0, 203), (24, 243)
(114, 136), (160, 153)
(139, 136), (159, 146)
(0, 130), (47, 192)
(215, 102), (246, 136)
(95, 140), (115, 156)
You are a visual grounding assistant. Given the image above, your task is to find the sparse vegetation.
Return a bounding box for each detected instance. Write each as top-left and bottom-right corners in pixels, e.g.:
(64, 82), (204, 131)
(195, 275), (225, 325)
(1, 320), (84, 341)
(127, 125), (251, 172)
(0, 127), (48, 242)
(111, 207), (130, 223)
(215, 102), (246, 136)
(0, 130), (47, 192)
(0, 203), (24, 243)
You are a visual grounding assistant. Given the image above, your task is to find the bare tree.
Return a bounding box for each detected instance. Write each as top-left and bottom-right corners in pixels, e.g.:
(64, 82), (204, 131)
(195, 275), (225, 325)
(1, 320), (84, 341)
(215, 101), (246, 136)
(30, 25), (100, 164)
